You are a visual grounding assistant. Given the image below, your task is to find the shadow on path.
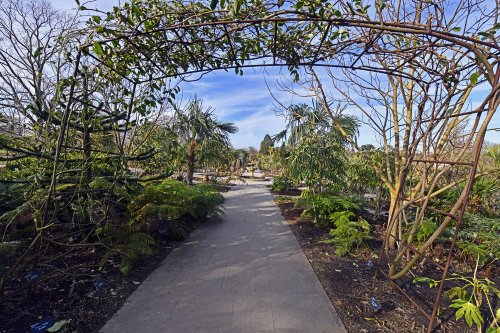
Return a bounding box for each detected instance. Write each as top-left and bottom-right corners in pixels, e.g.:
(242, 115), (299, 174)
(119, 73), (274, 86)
(102, 182), (347, 333)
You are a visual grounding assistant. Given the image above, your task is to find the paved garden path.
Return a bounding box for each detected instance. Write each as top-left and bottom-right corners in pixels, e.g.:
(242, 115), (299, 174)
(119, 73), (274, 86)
(102, 181), (347, 333)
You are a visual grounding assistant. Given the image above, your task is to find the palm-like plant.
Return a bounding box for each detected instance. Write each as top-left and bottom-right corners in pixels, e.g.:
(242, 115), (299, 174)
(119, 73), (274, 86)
(273, 103), (328, 147)
(198, 139), (238, 175)
(273, 102), (358, 148)
(273, 101), (359, 193)
(172, 98), (238, 184)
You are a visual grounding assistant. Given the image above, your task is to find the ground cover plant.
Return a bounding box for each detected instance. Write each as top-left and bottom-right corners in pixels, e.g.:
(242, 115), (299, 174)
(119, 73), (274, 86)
(270, 176), (294, 192)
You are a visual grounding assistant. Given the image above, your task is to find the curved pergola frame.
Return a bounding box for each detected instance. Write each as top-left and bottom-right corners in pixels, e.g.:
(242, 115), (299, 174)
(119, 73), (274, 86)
(39, 0), (500, 331)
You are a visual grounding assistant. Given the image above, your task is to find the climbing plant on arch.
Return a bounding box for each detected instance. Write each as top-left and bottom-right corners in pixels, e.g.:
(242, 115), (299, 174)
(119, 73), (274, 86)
(17, 0), (500, 330)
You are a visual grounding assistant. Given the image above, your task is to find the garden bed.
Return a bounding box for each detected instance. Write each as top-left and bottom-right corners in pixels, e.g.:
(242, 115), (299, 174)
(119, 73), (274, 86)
(0, 240), (177, 333)
(0, 224), (218, 333)
(0, 182), (228, 333)
(270, 188), (302, 196)
(275, 200), (487, 333)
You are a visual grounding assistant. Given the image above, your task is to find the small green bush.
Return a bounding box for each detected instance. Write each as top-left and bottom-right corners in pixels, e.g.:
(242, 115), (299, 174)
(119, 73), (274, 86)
(297, 192), (359, 228)
(271, 176), (293, 192)
(100, 179), (225, 274)
(470, 176), (499, 214)
(97, 223), (155, 275)
(457, 213), (499, 265)
(129, 179), (224, 228)
(295, 192), (369, 255)
(416, 218), (439, 243)
(323, 211), (370, 256)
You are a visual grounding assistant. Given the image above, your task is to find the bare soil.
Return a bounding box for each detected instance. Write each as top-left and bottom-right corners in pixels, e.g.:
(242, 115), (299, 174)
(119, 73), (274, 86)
(0, 208), (221, 333)
(270, 188), (302, 196)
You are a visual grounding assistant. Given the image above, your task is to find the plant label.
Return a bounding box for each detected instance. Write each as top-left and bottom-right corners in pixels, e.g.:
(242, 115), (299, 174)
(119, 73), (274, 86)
(95, 277), (106, 290)
(369, 298), (382, 312)
(30, 316), (54, 333)
(366, 260), (374, 269)
(26, 271), (41, 284)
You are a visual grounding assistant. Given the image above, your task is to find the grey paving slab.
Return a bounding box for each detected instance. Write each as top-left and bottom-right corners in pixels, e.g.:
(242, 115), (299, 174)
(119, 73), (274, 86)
(102, 181), (347, 333)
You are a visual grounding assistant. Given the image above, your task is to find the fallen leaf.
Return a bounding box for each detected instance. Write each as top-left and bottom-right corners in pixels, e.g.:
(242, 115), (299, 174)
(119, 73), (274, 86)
(47, 319), (71, 332)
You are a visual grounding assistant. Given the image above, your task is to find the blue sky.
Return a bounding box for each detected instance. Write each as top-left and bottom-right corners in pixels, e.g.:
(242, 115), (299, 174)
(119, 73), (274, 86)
(180, 69), (299, 148)
(52, 0), (499, 149)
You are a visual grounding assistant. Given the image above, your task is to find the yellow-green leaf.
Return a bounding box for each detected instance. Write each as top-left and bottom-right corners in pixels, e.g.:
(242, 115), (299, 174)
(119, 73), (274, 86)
(93, 41), (104, 57)
(470, 72), (479, 86)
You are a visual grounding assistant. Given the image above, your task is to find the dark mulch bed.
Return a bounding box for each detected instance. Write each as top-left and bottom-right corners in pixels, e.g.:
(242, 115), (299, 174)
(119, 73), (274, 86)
(0, 235), (196, 333)
(275, 201), (481, 333)
(0, 193), (228, 333)
(277, 202), (304, 220)
(216, 185), (232, 192)
(271, 188), (302, 196)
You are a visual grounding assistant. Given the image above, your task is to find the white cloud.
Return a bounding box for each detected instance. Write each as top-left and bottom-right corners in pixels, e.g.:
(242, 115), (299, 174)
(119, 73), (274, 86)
(230, 109), (287, 148)
(179, 71), (307, 147)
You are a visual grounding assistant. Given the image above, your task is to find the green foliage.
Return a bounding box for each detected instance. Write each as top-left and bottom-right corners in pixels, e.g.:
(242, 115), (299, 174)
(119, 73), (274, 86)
(450, 298), (484, 327)
(130, 179), (224, 226)
(457, 213), (500, 265)
(437, 174), (499, 216)
(131, 125), (181, 176)
(189, 183), (226, 218)
(259, 134), (274, 154)
(172, 98), (238, 184)
(0, 156), (51, 180)
(97, 223), (155, 275)
(89, 178), (133, 202)
(470, 72), (479, 86)
(273, 103), (358, 193)
(97, 180), (225, 275)
(286, 134), (347, 193)
(271, 176), (293, 192)
(416, 218), (439, 243)
(413, 276), (440, 288)
(470, 176), (499, 214)
(296, 190), (371, 255)
(346, 151), (385, 194)
(414, 271), (500, 331)
(274, 195), (295, 204)
(487, 326), (500, 333)
(294, 191), (369, 255)
(297, 191), (358, 228)
(264, 145), (288, 175)
(323, 211), (370, 256)
(486, 145), (500, 167)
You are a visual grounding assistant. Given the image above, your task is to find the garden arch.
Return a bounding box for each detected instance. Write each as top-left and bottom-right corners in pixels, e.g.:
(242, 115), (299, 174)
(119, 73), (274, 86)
(24, 0), (500, 331)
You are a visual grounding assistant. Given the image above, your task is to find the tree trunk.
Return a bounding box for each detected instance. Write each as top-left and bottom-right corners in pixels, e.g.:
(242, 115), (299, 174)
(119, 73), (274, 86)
(186, 140), (196, 185)
(386, 192), (399, 251)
